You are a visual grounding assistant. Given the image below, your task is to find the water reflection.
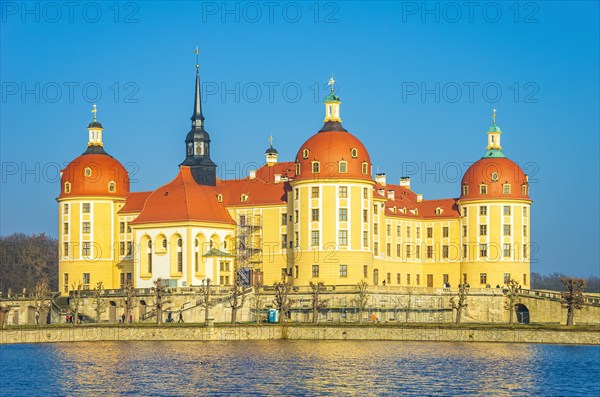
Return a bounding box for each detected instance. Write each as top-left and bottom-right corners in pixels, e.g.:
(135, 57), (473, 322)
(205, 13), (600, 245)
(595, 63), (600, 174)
(1, 341), (598, 396)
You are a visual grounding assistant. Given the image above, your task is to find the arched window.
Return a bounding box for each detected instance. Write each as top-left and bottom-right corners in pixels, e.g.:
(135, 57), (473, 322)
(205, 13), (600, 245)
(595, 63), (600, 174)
(64, 182), (71, 193)
(361, 162), (368, 175)
(217, 194), (223, 202)
(84, 167), (92, 177)
(108, 181), (116, 193)
(162, 239), (167, 249)
(302, 149), (309, 159)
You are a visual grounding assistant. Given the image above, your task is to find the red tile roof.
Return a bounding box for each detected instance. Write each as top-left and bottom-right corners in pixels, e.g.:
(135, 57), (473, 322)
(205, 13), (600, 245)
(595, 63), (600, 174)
(118, 191), (152, 214)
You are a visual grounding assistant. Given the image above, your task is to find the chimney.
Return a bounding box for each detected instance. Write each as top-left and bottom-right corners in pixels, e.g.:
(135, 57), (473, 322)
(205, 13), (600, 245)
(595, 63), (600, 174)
(417, 194), (423, 202)
(378, 188), (385, 196)
(400, 177), (410, 189)
(274, 174), (281, 184)
(375, 173), (386, 186)
(249, 170), (256, 180)
(387, 190), (395, 200)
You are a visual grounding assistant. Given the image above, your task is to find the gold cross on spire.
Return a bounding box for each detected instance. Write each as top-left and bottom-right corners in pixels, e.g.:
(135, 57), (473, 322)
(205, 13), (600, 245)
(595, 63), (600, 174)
(328, 75), (335, 92)
(92, 104), (97, 121)
(492, 108), (497, 125)
(268, 134), (273, 147)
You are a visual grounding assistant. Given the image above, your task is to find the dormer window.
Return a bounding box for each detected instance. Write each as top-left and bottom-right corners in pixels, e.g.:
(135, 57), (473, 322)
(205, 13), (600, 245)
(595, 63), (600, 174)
(311, 161), (320, 174)
(64, 182), (71, 193)
(84, 167), (92, 177)
(108, 181), (116, 192)
(302, 149), (309, 159)
(241, 194), (248, 202)
(339, 161), (347, 173)
(435, 207), (443, 215)
(503, 184), (511, 194)
(522, 185), (527, 195)
(361, 162), (368, 175)
(351, 148), (358, 158)
(462, 185), (469, 195)
(295, 163), (301, 175)
(479, 184), (488, 194)
(217, 194), (223, 202)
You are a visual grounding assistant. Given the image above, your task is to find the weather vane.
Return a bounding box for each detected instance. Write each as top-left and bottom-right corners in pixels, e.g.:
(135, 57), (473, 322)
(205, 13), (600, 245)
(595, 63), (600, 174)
(492, 108), (497, 125)
(269, 134), (273, 147)
(92, 104), (97, 121)
(328, 75), (335, 92)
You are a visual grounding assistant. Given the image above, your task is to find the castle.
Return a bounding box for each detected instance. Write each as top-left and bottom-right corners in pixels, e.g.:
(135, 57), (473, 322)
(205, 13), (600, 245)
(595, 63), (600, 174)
(57, 58), (532, 295)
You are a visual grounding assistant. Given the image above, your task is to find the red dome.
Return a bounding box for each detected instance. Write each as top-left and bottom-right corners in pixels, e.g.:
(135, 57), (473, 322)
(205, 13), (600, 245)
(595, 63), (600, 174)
(59, 152), (129, 198)
(295, 130), (372, 181)
(460, 157), (530, 201)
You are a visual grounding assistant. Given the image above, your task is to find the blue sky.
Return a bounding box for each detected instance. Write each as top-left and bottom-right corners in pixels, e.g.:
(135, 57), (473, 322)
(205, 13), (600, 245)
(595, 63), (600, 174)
(1, 1), (598, 276)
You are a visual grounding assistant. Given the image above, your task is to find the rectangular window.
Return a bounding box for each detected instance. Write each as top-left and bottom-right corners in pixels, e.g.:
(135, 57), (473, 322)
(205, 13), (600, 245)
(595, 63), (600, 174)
(480, 225), (487, 236)
(312, 265), (319, 277)
(63, 222), (69, 234)
(364, 265), (368, 278)
(504, 224), (511, 236)
(374, 242), (379, 256)
(64, 203), (69, 215)
(504, 206), (511, 215)
(407, 274), (411, 285)
(120, 222), (125, 233)
(295, 266), (299, 279)
(339, 265), (347, 278)
(503, 243), (511, 257)
(480, 205), (487, 215)
(362, 162), (368, 175)
(480, 273), (487, 285)
(523, 244), (528, 259)
(374, 223), (378, 235)
(463, 244), (467, 259)
(426, 245), (433, 259)
(127, 242), (132, 256)
(462, 207), (467, 216)
(397, 273), (401, 284)
(312, 208), (319, 222)
(176, 252), (182, 273)
(83, 273), (90, 286)
(386, 243), (391, 256)
(523, 274), (527, 285)
(416, 245), (421, 259)
(339, 186), (348, 198)
(504, 273), (511, 284)
(127, 224), (131, 233)
(312, 162), (320, 173)
(427, 227), (433, 238)
(387, 273), (391, 284)
(82, 203), (90, 213)
(363, 209), (368, 222)
(523, 225), (527, 237)
(63, 273), (68, 293)
(195, 252), (199, 272)
(462, 185), (469, 195)
(295, 232), (299, 247)
(407, 226), (411, 238)
(295, 210), (299, 223)
(120, 242), (125, 256)
(63, 242), (69, 257)
(281, 213), (287, 225)
(311, 186), (319, 198)
(311, 230), (320, 246)
(148, 253), (152, 273)
(523, 207), (528, 217)
(339, 208), (348, 221)
(442, 245), (449, 259)
(416, 227), (420, 238)
(363, 187), (368, 199)
(295, 188), (299, 200)
(396, 244), (401, 257)
(339, 230), (348, 246)
(522, 185), (527, 195)
(406, 245), (412, 259)
(397, 225), (401, 237)
(416, 274), (420, 285)
(480, 243), (487, 257)
(120, 273), (125, 288)
(443, 274), (449, 285)
(386, 224), (391, 236)
(373, 204), (378, 215)
(503, 184), (511, 194)
(363, 231), (368, 247)
(281, 234), (287, 249)
(339, 162), (347, 173)
(443, 227), (449, 238)
(82, 222), (90, 234)
(82, 242), (91, 256)
(463, 225), (467, 237)
(479, 185), (487, 194)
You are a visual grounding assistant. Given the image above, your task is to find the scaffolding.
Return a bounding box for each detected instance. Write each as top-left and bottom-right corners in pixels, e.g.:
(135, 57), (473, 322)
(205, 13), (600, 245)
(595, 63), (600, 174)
(235, 210), (263, 285)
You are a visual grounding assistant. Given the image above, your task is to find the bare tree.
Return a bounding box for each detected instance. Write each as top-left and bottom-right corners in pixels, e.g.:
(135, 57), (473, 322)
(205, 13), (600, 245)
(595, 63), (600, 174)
(251, 282), (264, 324)
(450, 283), (468, 324)
(69, 281), (83, 325)
(92, 281), (107, 323)
(124, 280), (136, 323)
(561, 277), (586, 326)
(33, 281), (51, 325)
(403, 287), (414, 323)
(151, 278), (169, 324)
(198, 278), (215, 326)
(228, 269), (246, 323)
(273, 281), (293, 322)
(351, 280), (369, 323)
(309, 281), (328, 323)
(504, 279), (521, 325)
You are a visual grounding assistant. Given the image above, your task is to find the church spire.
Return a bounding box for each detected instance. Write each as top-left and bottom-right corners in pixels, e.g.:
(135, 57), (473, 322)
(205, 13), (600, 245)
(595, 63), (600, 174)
(191, 46), (205, 129)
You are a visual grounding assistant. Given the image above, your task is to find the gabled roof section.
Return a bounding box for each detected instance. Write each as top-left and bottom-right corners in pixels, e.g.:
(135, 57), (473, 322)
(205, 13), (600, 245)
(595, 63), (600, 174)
(218, 163), (292, 207)
(118, 191), (152, 214)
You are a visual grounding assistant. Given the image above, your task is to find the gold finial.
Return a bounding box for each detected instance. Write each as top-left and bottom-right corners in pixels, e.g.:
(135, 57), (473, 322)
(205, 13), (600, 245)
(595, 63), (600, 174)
(195, 46), (199, 71)
(492, 108), (497, 125)
(91, 104), (97, 121)
(268, 134), (273, 147)
(328, 75), (335, 92)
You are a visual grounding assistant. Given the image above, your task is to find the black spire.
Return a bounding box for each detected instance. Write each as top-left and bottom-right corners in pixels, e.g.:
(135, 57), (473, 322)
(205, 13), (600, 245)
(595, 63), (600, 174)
(180, 48), (217, 186)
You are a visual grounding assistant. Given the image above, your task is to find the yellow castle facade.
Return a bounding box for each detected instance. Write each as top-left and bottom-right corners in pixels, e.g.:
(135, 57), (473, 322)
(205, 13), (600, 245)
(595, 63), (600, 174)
(57, 65), (532, 295)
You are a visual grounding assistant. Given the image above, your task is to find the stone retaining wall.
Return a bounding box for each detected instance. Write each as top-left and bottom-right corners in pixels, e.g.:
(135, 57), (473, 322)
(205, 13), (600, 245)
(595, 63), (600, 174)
(2, 325), (598, 345)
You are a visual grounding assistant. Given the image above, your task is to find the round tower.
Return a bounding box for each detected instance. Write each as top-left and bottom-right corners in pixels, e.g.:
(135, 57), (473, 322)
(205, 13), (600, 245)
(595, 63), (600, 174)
(458, 109), (531, 288)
